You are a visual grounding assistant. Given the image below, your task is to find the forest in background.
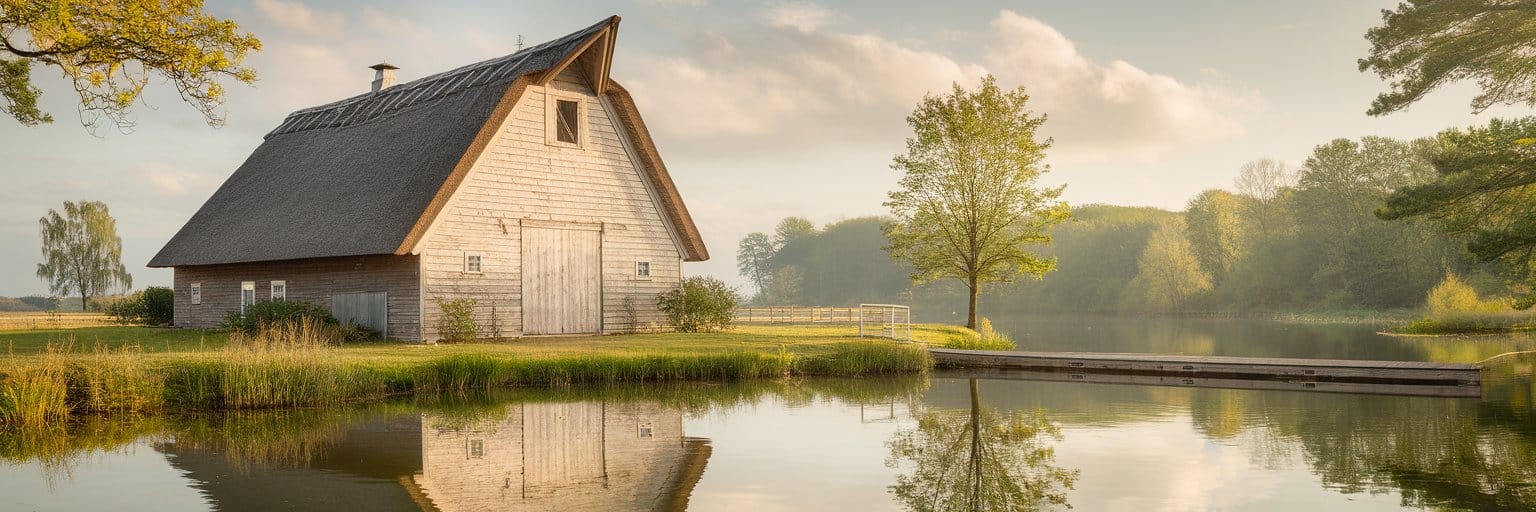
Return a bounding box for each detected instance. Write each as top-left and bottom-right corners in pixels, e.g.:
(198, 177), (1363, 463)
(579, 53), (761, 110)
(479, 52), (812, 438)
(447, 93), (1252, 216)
(738, 135), (1516, 318)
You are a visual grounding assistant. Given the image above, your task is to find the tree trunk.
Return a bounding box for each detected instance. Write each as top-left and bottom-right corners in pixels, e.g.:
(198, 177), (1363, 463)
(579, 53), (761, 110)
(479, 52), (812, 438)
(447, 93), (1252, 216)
(966, 275), (979, 329)
(81, 290), (89, 313)
(969, 378), (982, 509)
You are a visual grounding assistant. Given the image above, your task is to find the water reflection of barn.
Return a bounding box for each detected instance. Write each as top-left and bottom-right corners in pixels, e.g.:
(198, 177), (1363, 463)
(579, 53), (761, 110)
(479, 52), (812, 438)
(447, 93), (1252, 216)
(155, 402), (709, 511)
(407, 401), (711, 511)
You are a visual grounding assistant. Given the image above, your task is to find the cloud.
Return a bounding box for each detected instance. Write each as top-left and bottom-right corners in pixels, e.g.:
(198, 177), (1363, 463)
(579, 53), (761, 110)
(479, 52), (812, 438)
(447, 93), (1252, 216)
(622, 8), (1256, 162)
(765, 2), (835, 33)
(360, 6), (431, 42)
(252, 0), (344, 36)
(982, 11), (1258, 161)
(639, 0), (708, 5)
(138, 161), (211, 197)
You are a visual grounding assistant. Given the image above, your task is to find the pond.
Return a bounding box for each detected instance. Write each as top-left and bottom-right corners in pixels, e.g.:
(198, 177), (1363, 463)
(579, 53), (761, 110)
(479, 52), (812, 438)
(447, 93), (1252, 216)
(2, 318), (1533, 511)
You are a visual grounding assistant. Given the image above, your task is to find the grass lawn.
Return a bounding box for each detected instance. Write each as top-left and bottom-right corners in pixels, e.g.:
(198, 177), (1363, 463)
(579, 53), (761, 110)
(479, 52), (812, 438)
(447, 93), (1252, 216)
(0, 323), (978, 361)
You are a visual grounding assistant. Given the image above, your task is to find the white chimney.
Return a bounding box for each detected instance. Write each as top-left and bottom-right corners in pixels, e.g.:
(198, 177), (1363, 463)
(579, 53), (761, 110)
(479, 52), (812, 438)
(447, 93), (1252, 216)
(369, 62), (399, 93)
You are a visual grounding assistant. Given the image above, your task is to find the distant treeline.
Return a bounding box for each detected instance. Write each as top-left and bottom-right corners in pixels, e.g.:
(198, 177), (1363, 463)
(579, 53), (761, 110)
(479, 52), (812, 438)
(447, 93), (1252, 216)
(739, 136), (1513, 316)
(0, 296), (62, 312)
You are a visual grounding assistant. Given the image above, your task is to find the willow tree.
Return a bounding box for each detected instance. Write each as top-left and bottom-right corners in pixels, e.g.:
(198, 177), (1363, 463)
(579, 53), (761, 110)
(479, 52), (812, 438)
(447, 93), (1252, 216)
(37, 200), (132, 310)
(1, 0), (262, 130)
(884, 76), (1069, 328)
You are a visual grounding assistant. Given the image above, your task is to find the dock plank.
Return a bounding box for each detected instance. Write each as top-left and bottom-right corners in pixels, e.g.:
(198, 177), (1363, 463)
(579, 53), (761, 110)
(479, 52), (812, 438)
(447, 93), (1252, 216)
(928, 348), (1483, 386)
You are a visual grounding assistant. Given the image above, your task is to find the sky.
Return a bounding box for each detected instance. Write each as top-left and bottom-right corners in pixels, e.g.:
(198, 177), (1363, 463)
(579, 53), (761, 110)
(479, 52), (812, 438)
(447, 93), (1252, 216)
(0, 0), (1527, 296)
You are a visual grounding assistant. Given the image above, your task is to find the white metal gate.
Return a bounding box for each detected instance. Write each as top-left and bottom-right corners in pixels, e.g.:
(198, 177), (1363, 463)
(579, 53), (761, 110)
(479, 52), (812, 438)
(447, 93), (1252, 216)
(521, 225), (602, 335)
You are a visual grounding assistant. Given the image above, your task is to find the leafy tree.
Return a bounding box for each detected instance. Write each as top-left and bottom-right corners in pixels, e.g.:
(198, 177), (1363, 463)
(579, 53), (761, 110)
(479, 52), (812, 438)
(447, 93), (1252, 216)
(1359, 0), (1536, 116)
(773, 217), (817, 248)
(1233, 158), (1292, 238)
(1293, 137), (1453, 307)
(0, 0), (262, 129)
(1183, 189), (1250, 283)
(737, 232), (776, 302)
(656, 276), (739, 333)
(1129, 219), (1211, 312)
(36, 200), (132, 310)
(885, 75), (1069, 328)
(887, 379), (1077, 512)
(1377, 118), (1536, 308)
(761, 265), (803, 305)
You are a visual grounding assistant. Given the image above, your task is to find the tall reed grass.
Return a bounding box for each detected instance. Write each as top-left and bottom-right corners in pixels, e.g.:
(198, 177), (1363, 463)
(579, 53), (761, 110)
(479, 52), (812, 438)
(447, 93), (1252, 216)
(1, 319), (932, 426)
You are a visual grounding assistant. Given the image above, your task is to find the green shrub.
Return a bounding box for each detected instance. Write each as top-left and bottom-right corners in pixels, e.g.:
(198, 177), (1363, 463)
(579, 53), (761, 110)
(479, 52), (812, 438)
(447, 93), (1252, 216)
(221, 300), (338, 335)
(434, 298), (479, 343)
(657, 277), (739, 333)
(109, 287), (176, 326)
(1427, 273), (1484, 315)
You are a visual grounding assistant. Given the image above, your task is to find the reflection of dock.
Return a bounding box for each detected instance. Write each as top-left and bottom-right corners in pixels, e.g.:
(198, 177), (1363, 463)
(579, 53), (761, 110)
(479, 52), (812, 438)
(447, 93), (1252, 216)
(930, 349), (1482, 388)
(939, 368), (1482, 398)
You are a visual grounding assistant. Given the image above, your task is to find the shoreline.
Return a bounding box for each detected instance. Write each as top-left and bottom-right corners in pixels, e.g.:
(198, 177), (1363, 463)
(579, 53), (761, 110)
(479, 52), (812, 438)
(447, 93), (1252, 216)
(0, 324), (956, 428)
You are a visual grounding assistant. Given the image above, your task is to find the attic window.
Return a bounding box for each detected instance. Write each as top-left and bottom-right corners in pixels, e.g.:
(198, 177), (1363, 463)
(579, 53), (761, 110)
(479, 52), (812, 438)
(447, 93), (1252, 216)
(556, 100), (579, 144)
(546, 92), (585, 148)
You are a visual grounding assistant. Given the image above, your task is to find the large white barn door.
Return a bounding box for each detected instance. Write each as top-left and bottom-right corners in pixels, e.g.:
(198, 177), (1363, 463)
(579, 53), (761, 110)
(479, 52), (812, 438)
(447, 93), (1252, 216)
(521, 224), (602, 335)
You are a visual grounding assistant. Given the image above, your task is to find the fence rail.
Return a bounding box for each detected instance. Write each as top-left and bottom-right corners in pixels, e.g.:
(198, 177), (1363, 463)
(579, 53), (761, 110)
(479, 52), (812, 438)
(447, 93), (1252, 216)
(734, 307), (860, 324)
(734, 305), (912, 342)
(0, 312), (117, 331)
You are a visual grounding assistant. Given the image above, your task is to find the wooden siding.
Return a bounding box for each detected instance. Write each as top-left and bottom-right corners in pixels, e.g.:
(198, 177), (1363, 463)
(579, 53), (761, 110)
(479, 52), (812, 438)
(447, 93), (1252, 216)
(418, 67), (684, 341)
(171, 255), (421, 340)
(413, 401), (692, 511)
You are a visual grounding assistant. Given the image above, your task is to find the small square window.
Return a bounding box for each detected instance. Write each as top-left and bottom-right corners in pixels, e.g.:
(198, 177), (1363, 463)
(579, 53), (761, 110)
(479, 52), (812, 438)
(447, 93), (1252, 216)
(240, 282), (255, 314)
(636, 261), (651, 278)
(190, 282), (202, 305)
(638, 422), (654, 439)
(555, 99), (580, 144)
(468, 439), (485, 459)
(464, 253), (483, 274)
(271, 280), (286, 301)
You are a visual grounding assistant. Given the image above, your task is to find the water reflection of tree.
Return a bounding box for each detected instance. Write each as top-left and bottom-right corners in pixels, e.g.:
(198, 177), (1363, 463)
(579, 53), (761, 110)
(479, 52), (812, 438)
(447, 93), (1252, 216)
(887, 379), (1077, 511)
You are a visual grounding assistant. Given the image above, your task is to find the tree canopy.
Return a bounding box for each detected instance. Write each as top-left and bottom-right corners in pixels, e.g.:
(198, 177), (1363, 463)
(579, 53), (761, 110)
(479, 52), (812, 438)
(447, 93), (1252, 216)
(884, 75), (1069, 328)
(1377, 118), (1536, 308)
(0, 0), (261, 130)
(1359, 0), (1536, 116)
(36, 200), (132, 309)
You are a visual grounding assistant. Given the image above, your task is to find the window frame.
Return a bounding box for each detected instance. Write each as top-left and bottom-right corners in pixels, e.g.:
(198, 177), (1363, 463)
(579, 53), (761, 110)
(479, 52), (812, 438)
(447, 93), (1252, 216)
(240, 281), (256, 314)
(544, 90), (586, 149)
(635, 261), (652, 280)
(463, 252), (483, 274)
(270, 280), (287, 301)
(638, 422), (654, 439)
(190, 282), (202, 305)
(467, 438), (485, 459)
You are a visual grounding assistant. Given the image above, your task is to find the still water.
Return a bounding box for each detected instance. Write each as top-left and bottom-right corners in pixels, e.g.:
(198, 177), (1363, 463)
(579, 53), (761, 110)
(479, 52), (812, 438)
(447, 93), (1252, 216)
(2, 317), (1534, 511)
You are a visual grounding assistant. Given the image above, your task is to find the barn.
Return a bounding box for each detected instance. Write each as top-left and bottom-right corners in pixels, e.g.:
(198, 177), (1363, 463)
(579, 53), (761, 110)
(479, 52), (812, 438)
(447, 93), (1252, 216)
(148, 16), (709, 342)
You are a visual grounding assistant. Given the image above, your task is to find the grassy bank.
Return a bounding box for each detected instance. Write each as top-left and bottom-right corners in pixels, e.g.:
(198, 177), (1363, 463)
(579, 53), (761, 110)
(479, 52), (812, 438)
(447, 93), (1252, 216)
(1392, 311), (1536, 336)
(0, 323), (971, 428)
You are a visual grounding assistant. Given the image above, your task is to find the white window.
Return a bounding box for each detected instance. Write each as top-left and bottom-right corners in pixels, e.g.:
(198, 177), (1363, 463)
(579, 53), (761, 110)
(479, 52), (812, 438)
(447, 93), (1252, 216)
(467, 439), (485, 459)
(190, 282), (202, 305)
(636, 261), (651, 278)
(545, 91), (585, 148)
(240, 281), (255, 314)
(271, 280), (286, 301)
(464, 253), (483, 274)
(638, 422), (654, 439)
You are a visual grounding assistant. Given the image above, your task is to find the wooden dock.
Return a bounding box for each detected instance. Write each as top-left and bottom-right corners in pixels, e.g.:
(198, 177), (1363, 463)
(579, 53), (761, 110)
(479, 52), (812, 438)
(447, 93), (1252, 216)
(929, 348), (1482, 387)
(938, 368), (1482, 398)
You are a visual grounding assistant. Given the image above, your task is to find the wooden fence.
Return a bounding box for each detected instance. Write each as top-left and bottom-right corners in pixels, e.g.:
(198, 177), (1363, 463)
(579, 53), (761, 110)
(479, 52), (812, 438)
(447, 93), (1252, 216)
(734, 305), (912, 341)
(0, 312), (117, 331)
(734, 307), (860, 324)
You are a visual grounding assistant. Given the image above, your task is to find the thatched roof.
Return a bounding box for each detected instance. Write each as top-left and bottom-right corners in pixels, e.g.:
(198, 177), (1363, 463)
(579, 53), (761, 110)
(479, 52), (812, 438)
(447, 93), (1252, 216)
(150, 16), (707, 268)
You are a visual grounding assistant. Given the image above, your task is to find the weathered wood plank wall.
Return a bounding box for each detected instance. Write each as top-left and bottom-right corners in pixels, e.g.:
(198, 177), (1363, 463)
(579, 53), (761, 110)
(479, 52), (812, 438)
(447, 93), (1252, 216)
(171, 255), (421, 340)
